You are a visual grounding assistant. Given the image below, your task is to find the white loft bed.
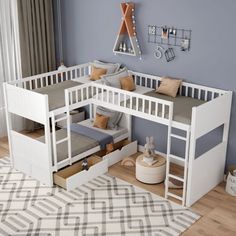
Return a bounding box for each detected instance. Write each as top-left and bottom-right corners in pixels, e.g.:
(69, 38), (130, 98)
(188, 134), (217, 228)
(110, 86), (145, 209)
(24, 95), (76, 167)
(3, 65), (232, 207)
(65, 71), (232, 207)
(3, 63), (132, 187)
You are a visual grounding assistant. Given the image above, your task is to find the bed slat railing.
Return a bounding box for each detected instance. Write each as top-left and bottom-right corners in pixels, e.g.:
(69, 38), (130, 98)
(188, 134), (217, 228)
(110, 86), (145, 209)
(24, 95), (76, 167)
(129, 70), (228, 101)
(8, 63), (91, 90)
(67, 83), (174, 126)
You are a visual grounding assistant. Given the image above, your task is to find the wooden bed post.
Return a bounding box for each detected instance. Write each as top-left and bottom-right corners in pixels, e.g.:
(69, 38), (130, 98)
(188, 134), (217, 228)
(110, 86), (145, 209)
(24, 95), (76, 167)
(127, 114), (132, 141)
(3, 83), (14, 165)
(89, 103), (94, 120)
(186, 107), (197, 207)
(222, 92), (233, 143)
(44, 96), (53, 187)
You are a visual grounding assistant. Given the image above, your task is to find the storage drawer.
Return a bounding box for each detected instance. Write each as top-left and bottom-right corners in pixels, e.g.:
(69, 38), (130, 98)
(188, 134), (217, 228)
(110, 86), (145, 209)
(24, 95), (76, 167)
(103, 140), (138, 167)
(53, 155), (108, 191)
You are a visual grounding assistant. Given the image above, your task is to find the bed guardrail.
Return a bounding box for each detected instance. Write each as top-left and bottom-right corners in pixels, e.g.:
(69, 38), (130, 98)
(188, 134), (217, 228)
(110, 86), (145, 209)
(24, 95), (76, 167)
(66, 83), (174, 126)
(129, 70), (228, 101)
(49, 83), (94, 170)
(3, 83), (50, 124)
(8, 63), (91, 90)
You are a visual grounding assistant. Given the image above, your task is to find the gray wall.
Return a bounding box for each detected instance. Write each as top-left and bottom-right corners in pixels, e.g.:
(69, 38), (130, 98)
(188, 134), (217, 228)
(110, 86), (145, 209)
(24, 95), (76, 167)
(58, 0), (236, 167)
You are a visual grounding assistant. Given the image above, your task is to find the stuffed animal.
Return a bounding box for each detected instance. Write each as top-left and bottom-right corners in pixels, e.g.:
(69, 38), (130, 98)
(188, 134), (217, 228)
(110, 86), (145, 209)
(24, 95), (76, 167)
(144, 136), (155, 158)
(82, 158), (89, 171)
(143, 136), (156, 165)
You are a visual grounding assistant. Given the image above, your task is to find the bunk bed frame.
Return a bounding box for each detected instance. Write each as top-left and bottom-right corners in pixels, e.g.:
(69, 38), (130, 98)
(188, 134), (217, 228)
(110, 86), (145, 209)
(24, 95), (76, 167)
(65, 71), (232, 207)
(3, 64), (232, 207)
(3, 63), (131, 187)
(3, 63), (92, 185)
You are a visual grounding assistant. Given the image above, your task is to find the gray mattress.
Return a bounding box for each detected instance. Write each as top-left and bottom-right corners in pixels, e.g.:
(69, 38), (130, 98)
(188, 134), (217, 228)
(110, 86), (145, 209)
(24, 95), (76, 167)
(38, 126), (127, 163)
(34, 80), (82, 111)
(145, 91), (206, 124)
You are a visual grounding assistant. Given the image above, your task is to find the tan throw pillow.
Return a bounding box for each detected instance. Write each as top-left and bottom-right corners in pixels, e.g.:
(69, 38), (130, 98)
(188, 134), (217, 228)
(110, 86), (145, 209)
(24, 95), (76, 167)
(120, 76), (136, 91)
(90, 66), (107, 81)
(156, 77), (182, 97)
(93, 113), (109, 129)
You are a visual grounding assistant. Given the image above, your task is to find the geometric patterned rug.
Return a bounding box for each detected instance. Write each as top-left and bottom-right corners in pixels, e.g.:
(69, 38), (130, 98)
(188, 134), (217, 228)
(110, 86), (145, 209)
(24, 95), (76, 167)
(0, 157), (200, 235)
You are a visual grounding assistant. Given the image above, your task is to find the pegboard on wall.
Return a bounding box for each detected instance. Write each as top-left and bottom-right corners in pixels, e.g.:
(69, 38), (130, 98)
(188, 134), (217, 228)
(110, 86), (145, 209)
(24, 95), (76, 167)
(148, 25), (192, 51)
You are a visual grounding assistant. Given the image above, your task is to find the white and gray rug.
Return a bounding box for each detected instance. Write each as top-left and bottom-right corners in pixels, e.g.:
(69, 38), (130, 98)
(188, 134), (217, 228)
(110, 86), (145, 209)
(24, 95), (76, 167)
(0, 157), (200, 235)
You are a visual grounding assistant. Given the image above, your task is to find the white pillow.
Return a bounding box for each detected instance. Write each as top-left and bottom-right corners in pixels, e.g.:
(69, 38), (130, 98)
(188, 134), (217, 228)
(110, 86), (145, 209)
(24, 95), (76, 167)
(101, 67), (129, 89)
(92, 60), (120, 74)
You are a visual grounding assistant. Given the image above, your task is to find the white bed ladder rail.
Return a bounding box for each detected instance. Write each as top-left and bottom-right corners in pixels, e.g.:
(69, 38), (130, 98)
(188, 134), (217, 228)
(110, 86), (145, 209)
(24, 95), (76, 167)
(165, 127), (190, 206)
(51, 112), (72, 171)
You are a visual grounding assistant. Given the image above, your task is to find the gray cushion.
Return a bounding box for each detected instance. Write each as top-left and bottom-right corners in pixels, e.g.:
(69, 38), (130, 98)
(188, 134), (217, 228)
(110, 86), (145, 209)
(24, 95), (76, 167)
(92, 60), (120, 74)
(96, 106), (123, 129)
(101, 67), (129, 89)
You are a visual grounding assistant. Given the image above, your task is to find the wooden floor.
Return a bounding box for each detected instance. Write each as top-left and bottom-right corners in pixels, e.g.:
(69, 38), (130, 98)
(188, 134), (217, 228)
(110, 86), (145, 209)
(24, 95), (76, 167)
(0, 133), (236, 236)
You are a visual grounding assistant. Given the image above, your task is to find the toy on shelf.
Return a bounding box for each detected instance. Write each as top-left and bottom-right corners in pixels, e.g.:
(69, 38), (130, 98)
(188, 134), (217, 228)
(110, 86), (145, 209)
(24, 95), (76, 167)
(113, 2), (142, 59)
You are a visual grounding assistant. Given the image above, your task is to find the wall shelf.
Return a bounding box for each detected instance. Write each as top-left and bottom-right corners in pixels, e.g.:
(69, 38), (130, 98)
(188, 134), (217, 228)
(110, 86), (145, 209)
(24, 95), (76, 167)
(113, 2), (141, 57)
(114, 51), (136, 57)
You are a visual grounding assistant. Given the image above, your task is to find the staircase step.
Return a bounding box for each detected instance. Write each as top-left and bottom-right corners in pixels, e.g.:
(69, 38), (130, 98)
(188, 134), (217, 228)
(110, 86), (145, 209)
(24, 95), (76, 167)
(168, 174), (184, 182)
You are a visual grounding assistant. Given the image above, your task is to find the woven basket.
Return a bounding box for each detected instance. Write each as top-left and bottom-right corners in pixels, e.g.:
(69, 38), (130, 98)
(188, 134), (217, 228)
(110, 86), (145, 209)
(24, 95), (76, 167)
(226, 171), (236, 196)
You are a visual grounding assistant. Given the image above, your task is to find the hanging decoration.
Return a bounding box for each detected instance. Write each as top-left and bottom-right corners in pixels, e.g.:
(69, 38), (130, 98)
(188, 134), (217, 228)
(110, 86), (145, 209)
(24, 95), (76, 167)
(154, 45), (164, 60)
(148, 25), (191, 62)
(113, 2), (142, 59)
(164, 48), (175, 62)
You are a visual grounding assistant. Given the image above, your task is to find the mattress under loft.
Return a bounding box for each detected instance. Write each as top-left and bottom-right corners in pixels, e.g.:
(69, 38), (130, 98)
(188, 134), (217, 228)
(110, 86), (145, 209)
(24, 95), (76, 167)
(37, 119), (128, 164)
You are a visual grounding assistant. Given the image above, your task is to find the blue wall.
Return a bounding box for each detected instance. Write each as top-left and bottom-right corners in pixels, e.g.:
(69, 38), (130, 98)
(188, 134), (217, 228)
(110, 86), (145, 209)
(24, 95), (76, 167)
(58, 0), (236, 167)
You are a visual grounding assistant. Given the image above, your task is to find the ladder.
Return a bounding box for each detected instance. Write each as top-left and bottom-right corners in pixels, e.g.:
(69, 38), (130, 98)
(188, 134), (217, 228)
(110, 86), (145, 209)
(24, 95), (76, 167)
(51, 111), (72, 171)
(165, 126), (191, 206)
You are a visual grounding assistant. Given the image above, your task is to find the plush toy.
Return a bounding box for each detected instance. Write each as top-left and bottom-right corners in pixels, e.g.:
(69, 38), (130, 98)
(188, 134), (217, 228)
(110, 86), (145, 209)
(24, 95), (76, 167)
(143, 136), (155, 165)
(144, 136), (155, 157)
(82, 158), (89, 171)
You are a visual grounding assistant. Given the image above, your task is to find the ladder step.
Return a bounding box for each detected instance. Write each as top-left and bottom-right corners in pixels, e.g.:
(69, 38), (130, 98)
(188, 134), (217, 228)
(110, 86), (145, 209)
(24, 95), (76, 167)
(170, 134), (187, 141)
(56, 157), (72, 169)
(167, 192), (183, 201)
(169, 154), (186, 163)
(56, 137), (69, 145)
(55, 116), (68, 123)
(168, 174), (184, 182)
